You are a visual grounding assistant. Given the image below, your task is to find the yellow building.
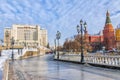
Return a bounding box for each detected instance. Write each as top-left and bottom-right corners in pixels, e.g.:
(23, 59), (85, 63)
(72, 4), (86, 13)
(116, 29), (120, 41)
(4, 24), (48, 48)
(115, 28), (120, 49)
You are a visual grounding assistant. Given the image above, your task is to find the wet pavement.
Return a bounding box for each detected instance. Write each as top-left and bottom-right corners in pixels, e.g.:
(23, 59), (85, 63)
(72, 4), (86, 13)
(10, 54), (120, 80)
(0, 70), (2, 80)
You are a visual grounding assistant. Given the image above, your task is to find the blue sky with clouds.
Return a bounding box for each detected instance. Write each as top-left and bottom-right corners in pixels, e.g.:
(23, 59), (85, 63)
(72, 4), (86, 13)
(0, 0), (120, 46)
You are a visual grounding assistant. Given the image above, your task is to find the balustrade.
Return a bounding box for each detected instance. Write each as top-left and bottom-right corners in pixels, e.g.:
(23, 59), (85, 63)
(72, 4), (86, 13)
(55, 53), (120, 67)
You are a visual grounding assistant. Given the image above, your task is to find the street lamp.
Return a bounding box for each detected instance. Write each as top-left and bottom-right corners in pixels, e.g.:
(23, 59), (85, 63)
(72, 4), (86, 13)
(56, 31), (61, 59)
(54, 39), (56, 55)
(24, 34), (26, 48)
(102, 46), (105, 55)
(5, 30), (9, 49)
(76, 19), (87, 63)
(11, 37), (15, 61)
(0, 40), (3, 56)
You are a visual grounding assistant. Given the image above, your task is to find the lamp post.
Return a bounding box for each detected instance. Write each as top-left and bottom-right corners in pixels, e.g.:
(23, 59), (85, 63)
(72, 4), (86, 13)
(76, 19), (87, 63)
(0, 40), (3, 56)
(56, 31), (61, 59)
(54, 39), (56, 55)
(5, 30), (9, 49)
(102, 46), (105, 55)
(24, 34), (26, 48)
(11, 37), (15, 61)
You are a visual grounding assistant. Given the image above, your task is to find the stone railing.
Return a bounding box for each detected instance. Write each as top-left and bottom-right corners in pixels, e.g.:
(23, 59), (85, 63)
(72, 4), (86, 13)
(55, 53), (120, 67)
(84, 55), (120, 66)
(22, 48), (37, 55)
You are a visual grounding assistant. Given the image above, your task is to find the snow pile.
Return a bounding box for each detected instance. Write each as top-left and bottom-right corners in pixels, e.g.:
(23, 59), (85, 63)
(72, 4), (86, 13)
(0, 48), (39, 70)
(0, 50), (10, 70)
(0, 48), (38, 70)
(0, 49), (19, 70)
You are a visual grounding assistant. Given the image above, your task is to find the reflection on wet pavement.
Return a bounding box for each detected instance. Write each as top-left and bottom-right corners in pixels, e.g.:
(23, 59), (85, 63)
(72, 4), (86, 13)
(12, 54), (120, 80)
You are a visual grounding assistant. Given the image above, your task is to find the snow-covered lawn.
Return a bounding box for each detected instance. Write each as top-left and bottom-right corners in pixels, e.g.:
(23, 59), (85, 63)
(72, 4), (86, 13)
(0, 48), (38, 70)
(0, 49), (19, 70)
(0, 48), (39, 80)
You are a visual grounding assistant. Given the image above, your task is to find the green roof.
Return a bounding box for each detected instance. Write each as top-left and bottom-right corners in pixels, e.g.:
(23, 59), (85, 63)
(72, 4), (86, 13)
(105, 11), (111, 24)
(105, 16), (111, 24)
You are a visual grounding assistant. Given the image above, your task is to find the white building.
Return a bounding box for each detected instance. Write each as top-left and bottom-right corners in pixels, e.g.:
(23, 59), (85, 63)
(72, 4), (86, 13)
(4, 24), (48, 48)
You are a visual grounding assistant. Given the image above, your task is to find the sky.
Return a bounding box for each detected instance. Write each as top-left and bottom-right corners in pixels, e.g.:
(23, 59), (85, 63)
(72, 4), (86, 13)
(0, 0), (120, 46)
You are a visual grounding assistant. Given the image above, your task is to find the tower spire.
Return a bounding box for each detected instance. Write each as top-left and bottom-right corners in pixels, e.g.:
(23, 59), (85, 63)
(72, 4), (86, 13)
(105, 10), (111, 24)
(106, 10), (109, 16)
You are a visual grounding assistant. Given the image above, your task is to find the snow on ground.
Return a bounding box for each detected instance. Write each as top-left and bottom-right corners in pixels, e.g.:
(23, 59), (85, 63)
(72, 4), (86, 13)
(0, 49), (13, 80)
(0, 49), (19, 70)
(0, 48), (38, 70)
(0, 48), (39, 80)
(0, 49), (20, 79)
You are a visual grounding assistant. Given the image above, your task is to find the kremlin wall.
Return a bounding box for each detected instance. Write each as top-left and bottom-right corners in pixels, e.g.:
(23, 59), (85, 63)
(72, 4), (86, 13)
(87, 11), (120, 50)
(63, 11), (120, 52)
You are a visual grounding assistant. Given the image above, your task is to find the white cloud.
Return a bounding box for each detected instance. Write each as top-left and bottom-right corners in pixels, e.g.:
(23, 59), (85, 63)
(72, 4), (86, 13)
(0, 0), (120, 45)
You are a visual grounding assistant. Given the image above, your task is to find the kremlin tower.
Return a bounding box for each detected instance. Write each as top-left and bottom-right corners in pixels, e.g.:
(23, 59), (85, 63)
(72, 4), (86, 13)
(103, 11), (116, 50)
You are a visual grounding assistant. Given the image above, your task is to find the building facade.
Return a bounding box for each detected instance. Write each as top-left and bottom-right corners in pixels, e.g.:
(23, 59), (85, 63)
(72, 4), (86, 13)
(103, 11), (116, 50)
(89, 31), (103, 51)
(115, 27), (120, 50)
(4, 24), (48, 48)
(89, 34), (103, 43)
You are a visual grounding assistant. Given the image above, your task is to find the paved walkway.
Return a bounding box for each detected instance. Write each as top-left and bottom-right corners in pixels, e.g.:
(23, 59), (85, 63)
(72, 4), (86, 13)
(8, 54), (120, 80)
(0, 70), (2, 80)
